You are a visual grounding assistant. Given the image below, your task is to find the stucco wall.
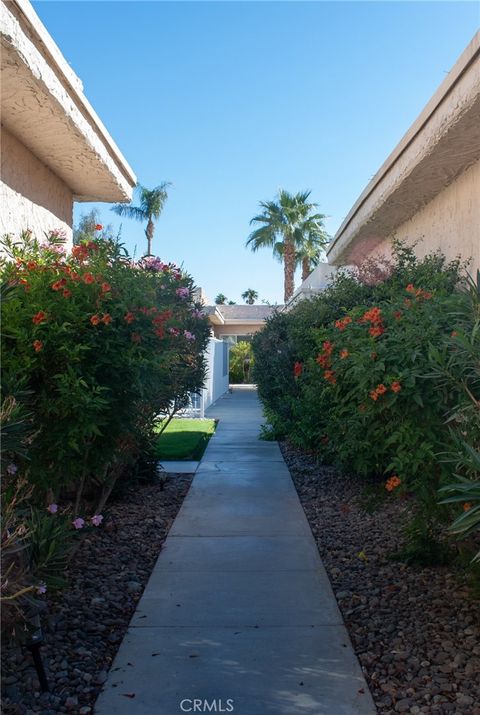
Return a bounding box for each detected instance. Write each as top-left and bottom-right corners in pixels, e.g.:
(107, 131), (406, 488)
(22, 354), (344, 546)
(1, 125), (73, 244)
(213, 323), (266, 339)
(326, 33), (480, 271)
(361, 159), (480, 271)
(203, 338), (229, 409)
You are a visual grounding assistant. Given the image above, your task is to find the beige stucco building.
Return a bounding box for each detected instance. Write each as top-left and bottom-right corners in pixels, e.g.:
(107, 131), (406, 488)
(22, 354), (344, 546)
(204, 304), (279, 343)
(0, 0), (136, 245)
(297, 31), (479, 301)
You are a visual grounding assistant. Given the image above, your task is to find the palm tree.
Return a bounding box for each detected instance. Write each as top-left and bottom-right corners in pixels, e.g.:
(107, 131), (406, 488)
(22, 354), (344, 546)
(297, 224), (330, 281)
(215, 294), (227, 305)
(241, 289), (258, 305)
(246, 189), (328, 302)
(112, 182), (170, 256)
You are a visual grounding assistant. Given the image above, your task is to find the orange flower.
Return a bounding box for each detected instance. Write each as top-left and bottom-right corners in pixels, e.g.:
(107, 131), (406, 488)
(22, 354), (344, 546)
(406, 284), (415, 293)
(369, 325), (384, 338)
(72, 245), (89, 260)
(451, 331), (458, 338)
(335, 316), (352, 331)
(394, 310), (402, 320)
(385, 475), (401, 492)
(90, 314), (101, 326)
(324, 370), (336, 385)
(70, 271), (80, 282)
(463, 503), (472, 512)
(63, 289), (72, 299)
(362, 307), (383, 325)
(32, 311), (47, 325)
(102, 313), (112, 325)
(20, 278), (30, 291)
(322, 341), (334, 354)
(316, 353), (331, 368)
(33, 339), (43, 352)
(27, 261), (37, 270)
(340, 349), (349, 359)
(124, 312), (135, 324)
(391, 381), (401, 393)
(370, 383), (386, 400)
(83, 272), (95, 284)
(101, 282), (111, 293)
(51, 278), (67, 291)
(293, 361), (303, 377)
(95, 224), (103, 231)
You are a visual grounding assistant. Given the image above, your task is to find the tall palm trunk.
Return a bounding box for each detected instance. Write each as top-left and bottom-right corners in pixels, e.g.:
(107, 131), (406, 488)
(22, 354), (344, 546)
(145, 217), (155, 256)
(283, 239), (296, 302)
(301, 257), (311, 282)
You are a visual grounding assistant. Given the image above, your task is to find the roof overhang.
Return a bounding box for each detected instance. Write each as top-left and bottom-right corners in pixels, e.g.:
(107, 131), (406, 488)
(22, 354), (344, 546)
(218, 319), (267, 326)
(0, 0), (137, 202)
(327, 31), (480, 266)
(206, 308), (225, 325)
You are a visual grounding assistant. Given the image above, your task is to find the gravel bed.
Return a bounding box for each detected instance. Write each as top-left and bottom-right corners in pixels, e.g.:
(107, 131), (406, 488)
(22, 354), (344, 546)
(281, 442), (480, 715)
(1, 474), (193, 714)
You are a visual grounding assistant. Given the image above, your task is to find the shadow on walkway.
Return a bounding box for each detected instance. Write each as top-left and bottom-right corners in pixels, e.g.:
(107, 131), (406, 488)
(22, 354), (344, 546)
(95, 387), (375, 714)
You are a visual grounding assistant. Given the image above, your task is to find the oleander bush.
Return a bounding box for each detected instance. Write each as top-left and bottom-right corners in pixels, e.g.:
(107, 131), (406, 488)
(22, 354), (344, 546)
(1, 229), (210, 630)
(253, 243), (479, 563)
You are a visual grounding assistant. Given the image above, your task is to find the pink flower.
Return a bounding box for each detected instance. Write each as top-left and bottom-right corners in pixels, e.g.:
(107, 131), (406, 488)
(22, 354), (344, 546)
(72, 517), (85, 530)
(91, 514), (104, 527)
(176, 287), (190, 299)
(183, 330), (195, 341)
(168, 327), (180, 336)
(47, 503), (58, 514)
(37, 582), (47, 594)
(138, 256), (167, 273)
(7, 463), (17, 475)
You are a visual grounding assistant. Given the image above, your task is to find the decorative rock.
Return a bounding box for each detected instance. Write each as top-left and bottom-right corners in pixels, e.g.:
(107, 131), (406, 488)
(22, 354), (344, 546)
(94, 670), (108, 685)
(126, 581), (142, 595)
(0, 476), (194, 714)
(281, 443), (480, 715)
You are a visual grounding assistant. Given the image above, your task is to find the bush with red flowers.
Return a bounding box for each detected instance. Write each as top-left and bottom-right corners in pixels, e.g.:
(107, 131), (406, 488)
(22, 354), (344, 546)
(253, 242), (479, 564)
(1, 230), (210, 513)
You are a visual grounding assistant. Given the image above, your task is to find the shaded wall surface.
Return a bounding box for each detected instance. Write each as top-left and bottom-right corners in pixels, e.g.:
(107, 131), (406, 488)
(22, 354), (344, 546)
(0, 126), (73, 242)
(357, 159), (480, 272)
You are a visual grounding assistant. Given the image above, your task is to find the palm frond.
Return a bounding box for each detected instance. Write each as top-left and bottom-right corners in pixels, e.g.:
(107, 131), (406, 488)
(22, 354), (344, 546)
(111, 204), (146, 222)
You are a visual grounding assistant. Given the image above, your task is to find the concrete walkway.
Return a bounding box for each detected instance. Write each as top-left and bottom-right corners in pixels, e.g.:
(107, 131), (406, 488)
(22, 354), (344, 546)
(96, 387), (375, 715)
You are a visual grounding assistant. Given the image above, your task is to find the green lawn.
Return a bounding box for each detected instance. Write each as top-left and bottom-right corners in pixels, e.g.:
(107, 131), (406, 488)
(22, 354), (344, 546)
(154, 418), (216, 461)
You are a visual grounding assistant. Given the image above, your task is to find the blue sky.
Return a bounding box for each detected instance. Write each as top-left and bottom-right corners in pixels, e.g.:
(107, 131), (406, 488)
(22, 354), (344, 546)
(34, 1), (479, 304)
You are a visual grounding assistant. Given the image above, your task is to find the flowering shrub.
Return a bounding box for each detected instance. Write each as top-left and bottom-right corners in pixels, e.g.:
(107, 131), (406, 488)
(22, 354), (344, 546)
(253, 243), (479, 563)
(1, 230), (210, 513)
(1, 229), (210, 633)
